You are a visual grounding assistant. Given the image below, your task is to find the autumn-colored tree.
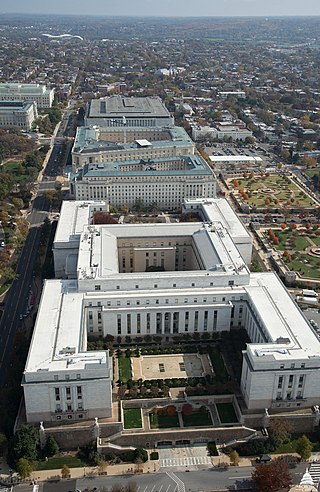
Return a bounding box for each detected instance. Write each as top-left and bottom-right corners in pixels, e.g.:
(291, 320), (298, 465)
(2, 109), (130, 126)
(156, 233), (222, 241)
(273, 237), (279, 245)
(243, 193), (249, 200)
(291, 223), (298, 230)
(229, 450), (240, 466)
(93, 212), (118, 225)
(61, 464), (70, 479)
(166, 405), (176, 416)
(232, 179), (239, 187)
(283, 250), (289, 257)
(182, 403), (193, 416)
(280, 223), (286, 230)
(287, 255), (292, 262)
(252, 457), (292, 492)
(305, 223), (311, 229)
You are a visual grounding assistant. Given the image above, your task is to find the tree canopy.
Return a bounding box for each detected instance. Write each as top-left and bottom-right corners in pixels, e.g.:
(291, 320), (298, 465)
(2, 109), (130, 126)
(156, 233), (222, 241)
(252, 457), (292, 492)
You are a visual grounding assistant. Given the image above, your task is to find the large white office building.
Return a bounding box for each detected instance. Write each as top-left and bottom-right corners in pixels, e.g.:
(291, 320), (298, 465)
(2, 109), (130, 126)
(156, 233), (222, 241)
(70, 154), (216, 209)
(0, 101), (37, 130)
(0, 83), (54, 108)
(85, 95), (174, 127)
(72, 125), (195, 172)
(23, 198), (320, 423)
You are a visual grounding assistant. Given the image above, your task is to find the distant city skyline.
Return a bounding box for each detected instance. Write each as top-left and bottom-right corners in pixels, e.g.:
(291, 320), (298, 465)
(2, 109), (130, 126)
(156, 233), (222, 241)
(1, 0), (320, 17)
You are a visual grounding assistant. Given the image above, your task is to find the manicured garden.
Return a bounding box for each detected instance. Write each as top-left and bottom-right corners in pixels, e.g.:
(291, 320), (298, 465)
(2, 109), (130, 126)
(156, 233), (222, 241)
(149, 408), (180, 429)
(118, 355), (132, 382)
(265, 227), (320, 278)
(229, 173), (315, 209)
(182, 408), (213, 427)
(123, 408), (142, 429)
(35, 455), (86, 470)
(216, 402), (238, 423)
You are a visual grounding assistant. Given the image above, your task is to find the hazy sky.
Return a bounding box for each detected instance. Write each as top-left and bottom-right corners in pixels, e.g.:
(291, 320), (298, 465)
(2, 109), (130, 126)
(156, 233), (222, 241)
(1, 0), (320, 17)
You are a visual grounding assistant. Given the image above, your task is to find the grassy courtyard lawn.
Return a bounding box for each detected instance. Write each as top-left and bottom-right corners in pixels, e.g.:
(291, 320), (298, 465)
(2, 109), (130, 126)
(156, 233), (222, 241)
(312, 237), (320, 246)
(274, 231), (309, 252)
(35, 455), (86, 470)
(123, 408), (142, 429)
(216, 403), (238, 424)
(182, 410), (213, 427)
(149, 412), (180, 429)
(286, 253), (320, 279)
(229, 174), (314, 208)
(305, 168), (320, 178)
(208, 349), (228, 379)
(118, 356), (132, 382)
(2, 160), (22, 172)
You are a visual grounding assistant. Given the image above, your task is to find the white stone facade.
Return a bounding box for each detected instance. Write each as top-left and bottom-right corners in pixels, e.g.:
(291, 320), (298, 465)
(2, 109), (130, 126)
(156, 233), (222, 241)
(0, 83), (54, 108)
(24, 197), (320, 422)
(70, 155), (216, 209)
(0, 101), (37, 130)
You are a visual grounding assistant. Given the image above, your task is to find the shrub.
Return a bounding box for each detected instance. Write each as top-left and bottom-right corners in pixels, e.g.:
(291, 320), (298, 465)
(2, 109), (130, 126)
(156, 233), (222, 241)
(208, 441), (218, 456)
(150, 451), (159, 460)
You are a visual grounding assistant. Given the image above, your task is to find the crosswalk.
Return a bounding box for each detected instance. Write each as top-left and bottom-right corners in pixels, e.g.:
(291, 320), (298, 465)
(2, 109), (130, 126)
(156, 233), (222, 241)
(309, 463), (320, 485)
(160, 456), (212, 468)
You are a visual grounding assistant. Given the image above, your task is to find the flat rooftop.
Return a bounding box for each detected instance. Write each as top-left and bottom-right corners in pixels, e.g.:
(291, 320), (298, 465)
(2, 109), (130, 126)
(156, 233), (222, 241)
(73, 125), (193, 154)
(184, 198), (249, 241)
(77, 222), (248, 281)
(0, 100), (34, 111)
(74, 154), (212, 178)
(24, 280), (109, 375)
(87, 95), (171, 118)
(209, 155), (262, 163)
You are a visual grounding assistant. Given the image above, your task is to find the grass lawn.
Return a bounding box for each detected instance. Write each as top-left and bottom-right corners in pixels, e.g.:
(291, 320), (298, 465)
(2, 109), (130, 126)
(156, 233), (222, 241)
(34, 455), (86, 470)
(2, 161), (22, 172)
(286, 253), (320, 279)
(208, 349), (228, 379)
(118, 356), (132, 382)
(149, 412), (180, 429)
(229, 174), (314, 208)
(123, 408), (142, 429)
(216, 403), (238, 424)
(182, 410), (213, 427)
(305, 168), (320, 178)
(312, 237), (320, 246)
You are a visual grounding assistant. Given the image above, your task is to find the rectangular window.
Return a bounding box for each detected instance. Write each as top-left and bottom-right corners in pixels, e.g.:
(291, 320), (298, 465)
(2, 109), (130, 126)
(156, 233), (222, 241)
(288, 375), (294, 388)
(55, 388), (60, 401)
(213, 310), (218, 331)
(137, 314), (141, 334)
(127, 314), (131, 334)
(204, 311), (208, 331)
(278, 376), (283, 389)
(298, 376), (304, 388)
(95, 285), (101, 291)
(77, 386), (82, 399)
(66, 387), (71, 400)
(117, 314), (121, 335)
(194, 311), (199, 332)
(147, 313), (150, 334)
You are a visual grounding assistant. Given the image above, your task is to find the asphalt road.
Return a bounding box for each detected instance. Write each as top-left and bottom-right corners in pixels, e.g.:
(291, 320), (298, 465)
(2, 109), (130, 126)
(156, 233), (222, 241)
(0, 195), (50, 387)
(14, 463), (307, 492)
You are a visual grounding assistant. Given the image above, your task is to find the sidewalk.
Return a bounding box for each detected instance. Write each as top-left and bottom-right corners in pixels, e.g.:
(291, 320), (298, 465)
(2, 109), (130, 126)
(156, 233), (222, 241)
(29, 460), (160, 482)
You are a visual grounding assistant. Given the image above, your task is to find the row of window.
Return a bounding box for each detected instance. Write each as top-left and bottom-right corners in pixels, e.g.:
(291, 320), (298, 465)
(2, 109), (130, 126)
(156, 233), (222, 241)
(55, 386), (82, 401)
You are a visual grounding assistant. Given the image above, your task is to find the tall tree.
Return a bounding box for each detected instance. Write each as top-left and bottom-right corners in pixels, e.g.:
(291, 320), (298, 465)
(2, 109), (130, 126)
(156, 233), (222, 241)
(252, 458), (292, 492)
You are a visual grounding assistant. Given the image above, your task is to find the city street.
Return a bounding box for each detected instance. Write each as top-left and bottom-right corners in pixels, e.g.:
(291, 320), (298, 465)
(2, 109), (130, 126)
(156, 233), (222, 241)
(13, 463), (307, 492)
